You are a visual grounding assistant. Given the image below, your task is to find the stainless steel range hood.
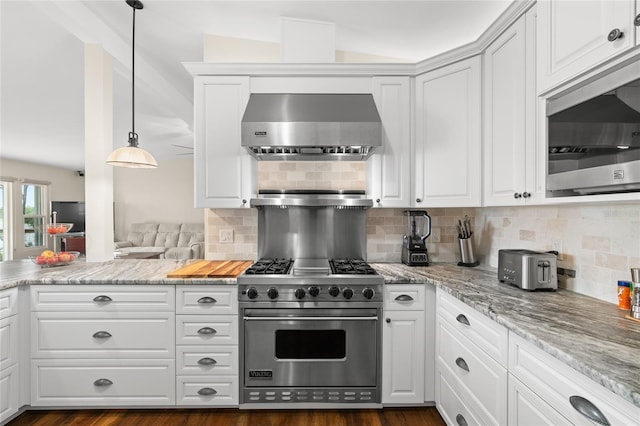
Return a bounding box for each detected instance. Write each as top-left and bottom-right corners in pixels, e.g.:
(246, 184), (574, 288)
(241, 94), (382, 161)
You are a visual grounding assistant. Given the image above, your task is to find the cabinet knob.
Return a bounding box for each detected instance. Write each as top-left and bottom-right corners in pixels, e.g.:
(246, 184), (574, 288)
(93, 378), (113, 387)
(455, 414), (468, 426)
(607, 28), (623, 42)
(197, 327), (217, 335)
(197, 296), (217, 304)
(513, 192), (522, 199)
(197, 387), (218, 396)
(416, 198), (422, 203)
(635, 14), (640, 26)
(569, 396), (611, 426)
(92, 331), (112, 339)
(522, 192), (531, 199)
(376, 198), (381, 204)
(455, 357), (470, 372)
(386, 318), (391, 323)
(242, 199), (247, 205)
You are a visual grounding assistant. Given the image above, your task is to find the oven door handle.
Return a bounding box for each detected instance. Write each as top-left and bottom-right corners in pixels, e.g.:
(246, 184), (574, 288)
(244, 316), (378, 321)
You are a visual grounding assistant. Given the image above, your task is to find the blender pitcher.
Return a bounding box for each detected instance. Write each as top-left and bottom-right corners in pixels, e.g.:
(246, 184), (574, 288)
(401, 210), (431, 266)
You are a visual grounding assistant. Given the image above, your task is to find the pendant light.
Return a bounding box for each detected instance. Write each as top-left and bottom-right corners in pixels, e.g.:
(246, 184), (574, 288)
(106, 0), (158, 168)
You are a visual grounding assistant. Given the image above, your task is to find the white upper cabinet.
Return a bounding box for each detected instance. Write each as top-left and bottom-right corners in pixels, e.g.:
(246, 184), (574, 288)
(537, 0), (637, 94)
(368, 76), (412, 208)
(194, 76), (256, 208)
(414, 57), (482, 207)
(483, 6), (545, 206)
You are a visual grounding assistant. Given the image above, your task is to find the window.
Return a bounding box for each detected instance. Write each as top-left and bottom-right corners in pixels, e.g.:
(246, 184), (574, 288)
(22, 182), (48, 249)
(0, 180), (10, 260)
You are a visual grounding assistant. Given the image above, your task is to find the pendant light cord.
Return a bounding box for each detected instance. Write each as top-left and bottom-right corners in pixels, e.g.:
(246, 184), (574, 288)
(131, 5), (136, 135)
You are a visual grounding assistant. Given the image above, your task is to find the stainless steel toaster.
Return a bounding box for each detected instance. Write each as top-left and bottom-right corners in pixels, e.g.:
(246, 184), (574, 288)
(498, 249), (558, 291)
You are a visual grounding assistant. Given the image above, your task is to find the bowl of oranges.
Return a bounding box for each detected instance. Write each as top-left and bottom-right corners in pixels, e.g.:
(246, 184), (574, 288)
(30, 250), (80, 267)
(46, 223), (73, 235)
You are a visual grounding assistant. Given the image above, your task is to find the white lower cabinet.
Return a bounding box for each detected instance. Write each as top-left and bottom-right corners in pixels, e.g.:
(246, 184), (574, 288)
(0, 287), (19, 424)
(508, 332), (640, 425)
(29, 285), (176, 407)
(435, 288), (508, 425)
(382, 285), (425, 404)
(508, 374), (571, 426)
(175, 286), (238, 406)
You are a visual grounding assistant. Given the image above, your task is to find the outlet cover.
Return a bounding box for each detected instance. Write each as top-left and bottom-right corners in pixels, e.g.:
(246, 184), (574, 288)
(219, 229), (234, 243)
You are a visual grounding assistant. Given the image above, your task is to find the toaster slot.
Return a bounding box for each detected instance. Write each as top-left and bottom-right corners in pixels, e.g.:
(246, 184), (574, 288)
(537, 260), (551, 283)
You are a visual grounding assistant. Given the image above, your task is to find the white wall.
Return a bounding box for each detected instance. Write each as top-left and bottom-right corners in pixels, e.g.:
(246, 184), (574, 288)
(113, 158), (203, 241)
(0, 158), (85, 201)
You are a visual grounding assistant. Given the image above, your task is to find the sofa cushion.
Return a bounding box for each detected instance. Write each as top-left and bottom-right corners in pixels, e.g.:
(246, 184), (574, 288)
(116, 222), (205, 259)
(165, 247), (196, 260)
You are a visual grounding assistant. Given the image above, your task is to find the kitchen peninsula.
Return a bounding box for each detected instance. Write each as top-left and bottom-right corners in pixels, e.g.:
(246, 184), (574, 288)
(1, 259), (639, 425)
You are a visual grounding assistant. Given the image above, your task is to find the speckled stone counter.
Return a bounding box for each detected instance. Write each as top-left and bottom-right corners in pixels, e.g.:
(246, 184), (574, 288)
(0, 259), (238, 290)
(372, 262), (640, 409)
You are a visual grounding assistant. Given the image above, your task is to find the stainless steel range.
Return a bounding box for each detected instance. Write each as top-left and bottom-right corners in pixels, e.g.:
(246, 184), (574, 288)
(238, 191), (384, 408)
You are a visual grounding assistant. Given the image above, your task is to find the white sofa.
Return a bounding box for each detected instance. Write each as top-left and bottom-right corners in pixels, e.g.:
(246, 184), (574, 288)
(114, 223), (205, 260)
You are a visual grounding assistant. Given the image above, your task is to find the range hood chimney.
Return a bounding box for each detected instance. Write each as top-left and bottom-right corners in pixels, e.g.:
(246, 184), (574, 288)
(241, 93), (382, 161)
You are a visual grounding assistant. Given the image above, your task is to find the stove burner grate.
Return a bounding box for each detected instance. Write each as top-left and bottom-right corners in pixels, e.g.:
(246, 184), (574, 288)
(244, 258), (293, 275)
(329, 259), (378, 275)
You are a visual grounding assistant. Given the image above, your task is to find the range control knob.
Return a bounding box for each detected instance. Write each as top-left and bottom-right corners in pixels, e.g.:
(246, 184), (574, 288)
(308, 286), (320, 297)
(247, 287), (258, 299)
(267, 287), (279, 300)
(329, 286), (340, 297)
(295, 288), (306, 299)
(362, 288), (375, 299)
(343, 288), (354, 299)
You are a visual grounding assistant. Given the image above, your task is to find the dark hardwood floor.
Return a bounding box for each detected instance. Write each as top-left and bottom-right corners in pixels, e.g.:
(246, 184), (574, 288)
(8, 407), (445, 426)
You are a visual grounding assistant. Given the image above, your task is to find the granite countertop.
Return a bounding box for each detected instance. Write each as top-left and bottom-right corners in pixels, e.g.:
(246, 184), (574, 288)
(2, 259), (639, 409)
(372, 262), (640, 409)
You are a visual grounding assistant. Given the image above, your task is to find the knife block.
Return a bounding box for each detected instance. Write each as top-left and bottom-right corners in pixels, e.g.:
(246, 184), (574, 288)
(457, 237), (479, 267)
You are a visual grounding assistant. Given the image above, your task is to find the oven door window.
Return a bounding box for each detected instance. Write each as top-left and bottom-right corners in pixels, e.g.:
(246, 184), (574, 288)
(275, 330), (345, 359)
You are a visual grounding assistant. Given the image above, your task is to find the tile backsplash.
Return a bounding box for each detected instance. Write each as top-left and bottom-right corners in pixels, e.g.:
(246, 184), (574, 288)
(258, 162), (366, 190)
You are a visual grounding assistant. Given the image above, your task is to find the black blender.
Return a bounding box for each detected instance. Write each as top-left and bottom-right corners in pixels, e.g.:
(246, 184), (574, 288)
(401, 210), (431, 266)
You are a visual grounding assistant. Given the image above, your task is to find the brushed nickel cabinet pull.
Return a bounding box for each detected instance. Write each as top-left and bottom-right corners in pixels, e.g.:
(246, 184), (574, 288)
(455, 357), (470, 372)
(93, 295), (112, 302)
(197, 327), (217, 335)
(197, 296), (217, 304)
(92, 331), (112, 339)
(456, 314), (470, 326)
(394, 294), (414, 302)
(197, 357), (217, 366)
(569, 395), (610, 426)
(198, 387), (218, 396)
(93, 378), (113, 387)
(456, 414), (468, 426)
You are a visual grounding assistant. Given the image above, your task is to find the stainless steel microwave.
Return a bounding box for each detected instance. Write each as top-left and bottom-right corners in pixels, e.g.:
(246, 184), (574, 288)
(546, 61), (640, 196)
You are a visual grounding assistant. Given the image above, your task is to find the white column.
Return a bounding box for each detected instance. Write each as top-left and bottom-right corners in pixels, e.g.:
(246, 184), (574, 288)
(84, 44), (114, 261)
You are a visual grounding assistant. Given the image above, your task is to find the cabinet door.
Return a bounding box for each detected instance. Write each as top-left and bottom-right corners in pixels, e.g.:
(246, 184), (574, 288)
(368, 76), (411, 208)
(382, 309), (425, 404)
(194, 76), (255, 208)
(484, 16), (528, 206)
(537, 0), (635, 93)
(0, 365), (19, 423)
(414, 57), (482, 207)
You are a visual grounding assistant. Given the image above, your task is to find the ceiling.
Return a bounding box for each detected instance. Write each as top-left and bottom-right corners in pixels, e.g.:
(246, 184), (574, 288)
(1, 0), (512, 171)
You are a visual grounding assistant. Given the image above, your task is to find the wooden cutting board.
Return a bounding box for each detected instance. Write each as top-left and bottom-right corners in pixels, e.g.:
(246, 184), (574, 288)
(167, 260), (253, 278)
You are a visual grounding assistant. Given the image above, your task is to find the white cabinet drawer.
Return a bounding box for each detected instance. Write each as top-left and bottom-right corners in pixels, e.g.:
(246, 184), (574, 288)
(437, 316), (507, 425)
(176, 286), (237, 315)
(0, 364), (19, 424)
(176, 315), (238, 345)
(176, 345), (238, 376)
(436, 288), (508, 366)
(0, 315), (18, 370)
(31, 312), (175, 358)
(31, 358), (175, 406)
(176, 376), (238, 406)
(437, 367), (484, 426)
(508, 374), (572, 426)
(0, 287), (18, 319)
(509, 332), (640, 426)
(31, 285), (175, 312)
(384, 285), (425, 311)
